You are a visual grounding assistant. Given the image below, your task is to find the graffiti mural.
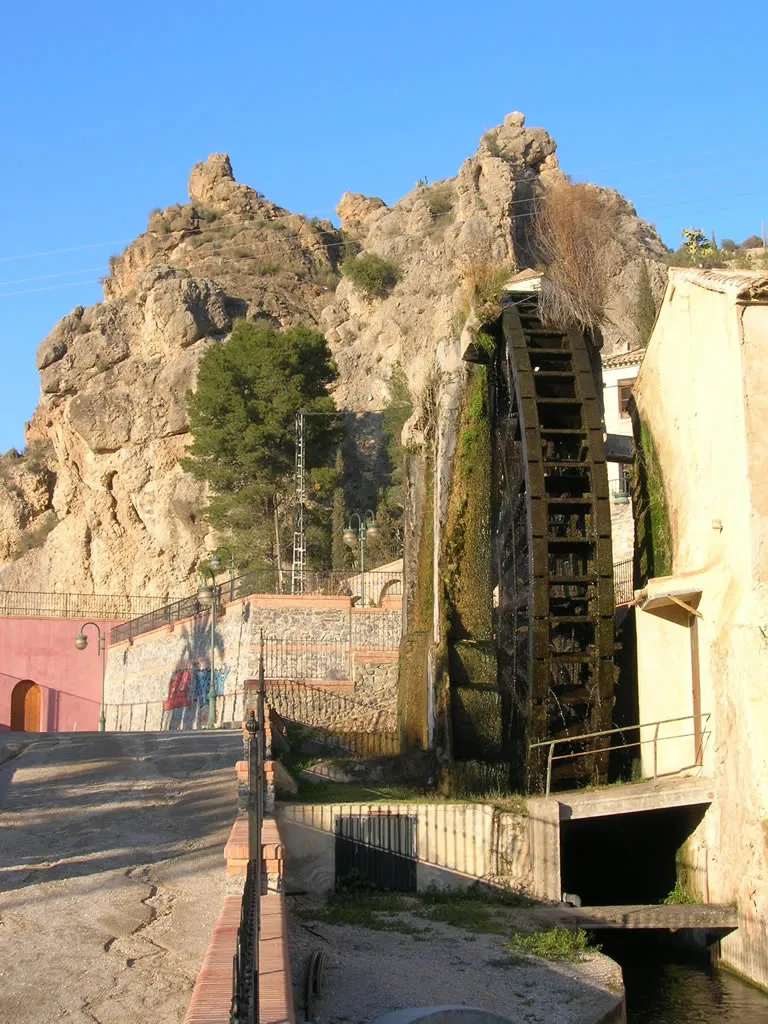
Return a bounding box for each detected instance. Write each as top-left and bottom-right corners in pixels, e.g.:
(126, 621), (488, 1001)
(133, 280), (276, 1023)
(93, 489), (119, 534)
(163, 668), (192, 710)
(192, 665), (231, 703)
(163, 665), (230, 711)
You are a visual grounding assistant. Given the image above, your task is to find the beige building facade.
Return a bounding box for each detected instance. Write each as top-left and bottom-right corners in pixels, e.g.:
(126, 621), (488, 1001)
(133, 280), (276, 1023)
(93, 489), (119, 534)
(602, 351), (643, 564)
(632, 268), (768, 988)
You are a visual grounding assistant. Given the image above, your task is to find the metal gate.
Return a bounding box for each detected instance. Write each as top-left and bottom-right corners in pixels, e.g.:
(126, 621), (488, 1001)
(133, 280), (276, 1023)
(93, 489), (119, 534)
(334, 811), (417, 892)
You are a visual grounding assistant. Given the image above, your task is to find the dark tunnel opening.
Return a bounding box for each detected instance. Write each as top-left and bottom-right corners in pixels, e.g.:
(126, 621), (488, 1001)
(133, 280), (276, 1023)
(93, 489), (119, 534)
(560, 804), (708, 906)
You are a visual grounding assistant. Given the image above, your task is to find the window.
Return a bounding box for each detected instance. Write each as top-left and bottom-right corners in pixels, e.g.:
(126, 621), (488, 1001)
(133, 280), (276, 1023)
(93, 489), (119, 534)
(618, 378), (634, 418)
(614, 465), (632, 499)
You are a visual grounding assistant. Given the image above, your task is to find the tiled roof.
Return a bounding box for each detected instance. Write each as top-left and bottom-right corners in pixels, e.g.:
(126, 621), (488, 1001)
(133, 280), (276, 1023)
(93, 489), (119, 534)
(669, 267), (768, 300)
(602, 349), (644, 369)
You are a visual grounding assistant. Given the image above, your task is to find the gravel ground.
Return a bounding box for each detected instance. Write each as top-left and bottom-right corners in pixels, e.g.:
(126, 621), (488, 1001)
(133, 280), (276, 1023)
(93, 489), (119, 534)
(287, 896), (624, 1024)
(0, 731), (241, 1024)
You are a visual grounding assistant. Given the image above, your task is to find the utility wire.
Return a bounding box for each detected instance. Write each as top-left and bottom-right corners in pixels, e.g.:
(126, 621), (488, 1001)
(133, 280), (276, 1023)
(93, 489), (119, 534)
(0, 266), (104, 288)
(0, 167), (763, 270)
(0, 240), (126, 264)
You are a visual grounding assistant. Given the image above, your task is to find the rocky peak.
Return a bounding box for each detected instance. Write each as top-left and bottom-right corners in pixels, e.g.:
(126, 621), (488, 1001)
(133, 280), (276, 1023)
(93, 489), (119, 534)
(187, 152), (281, 221)
(336, 192), (387, 236)
(0, 113), (669, 598)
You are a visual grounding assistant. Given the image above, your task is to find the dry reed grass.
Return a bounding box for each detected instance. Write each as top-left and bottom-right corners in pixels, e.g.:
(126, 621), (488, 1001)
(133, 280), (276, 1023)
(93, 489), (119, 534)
(534, 181), (621, 331)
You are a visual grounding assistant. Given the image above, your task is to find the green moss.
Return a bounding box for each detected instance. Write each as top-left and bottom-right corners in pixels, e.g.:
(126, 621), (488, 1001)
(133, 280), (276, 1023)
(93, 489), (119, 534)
(398, 458), (434, 751)
(450, 686), (503, 761)
(440, 366), (499, 763)
(443, 366), (493, 641)
(633, 419), (672, 583)
(449, 641), (497, 688)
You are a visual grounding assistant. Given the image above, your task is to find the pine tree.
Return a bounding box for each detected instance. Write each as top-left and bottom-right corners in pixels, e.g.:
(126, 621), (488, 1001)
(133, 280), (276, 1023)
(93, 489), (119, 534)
(182, 321), (338, 570)
(635, 261), (656, 348)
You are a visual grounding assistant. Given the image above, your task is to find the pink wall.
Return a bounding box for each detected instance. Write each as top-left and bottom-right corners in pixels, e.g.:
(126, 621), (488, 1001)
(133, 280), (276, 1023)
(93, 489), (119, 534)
(0, 617), (119, 732)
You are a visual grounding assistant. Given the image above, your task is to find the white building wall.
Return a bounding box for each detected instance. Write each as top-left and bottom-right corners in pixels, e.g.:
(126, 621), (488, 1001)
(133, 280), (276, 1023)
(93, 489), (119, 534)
(633, 269), (768, 989)
(602, 357), (641, 564)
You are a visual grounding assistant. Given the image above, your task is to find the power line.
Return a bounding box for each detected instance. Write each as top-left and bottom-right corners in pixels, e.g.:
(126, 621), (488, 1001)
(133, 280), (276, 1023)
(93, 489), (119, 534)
(0, 266), (104, 288)
(0, 279), (102, 298)
(0, 240), (126, 264)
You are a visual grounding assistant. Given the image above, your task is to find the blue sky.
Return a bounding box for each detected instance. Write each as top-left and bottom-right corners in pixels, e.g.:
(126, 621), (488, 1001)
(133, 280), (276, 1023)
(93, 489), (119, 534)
(0, 0), (765, 451)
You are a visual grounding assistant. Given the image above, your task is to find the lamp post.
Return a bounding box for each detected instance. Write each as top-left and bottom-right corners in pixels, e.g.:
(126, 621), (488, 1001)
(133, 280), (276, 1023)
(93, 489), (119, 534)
(74, 622), (106, 732)
(343, 510), (380, 607)
(197, 565), (218, 728)
(208, 547), (236, 601)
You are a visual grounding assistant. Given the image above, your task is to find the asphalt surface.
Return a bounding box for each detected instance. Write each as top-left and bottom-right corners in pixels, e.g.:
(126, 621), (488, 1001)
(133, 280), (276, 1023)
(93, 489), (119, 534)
(0, 730), (242, 1024)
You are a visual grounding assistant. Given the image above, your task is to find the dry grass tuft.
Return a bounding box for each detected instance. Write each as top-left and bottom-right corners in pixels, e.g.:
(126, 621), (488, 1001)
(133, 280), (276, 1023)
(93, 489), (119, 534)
(458, 255), (514, 324)
(534, 181), (621, 331)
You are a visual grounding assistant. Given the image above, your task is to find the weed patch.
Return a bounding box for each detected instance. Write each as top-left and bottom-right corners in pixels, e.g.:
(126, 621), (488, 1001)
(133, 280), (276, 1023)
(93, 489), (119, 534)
(506, 927), (598, 961)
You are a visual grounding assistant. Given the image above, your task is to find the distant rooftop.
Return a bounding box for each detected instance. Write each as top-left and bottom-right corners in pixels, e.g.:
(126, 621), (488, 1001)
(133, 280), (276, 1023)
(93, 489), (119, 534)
(602, 349), (644, 370)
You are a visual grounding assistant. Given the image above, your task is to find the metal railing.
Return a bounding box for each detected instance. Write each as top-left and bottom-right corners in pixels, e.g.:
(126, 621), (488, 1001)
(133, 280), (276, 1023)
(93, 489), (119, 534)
(104, 691), (245, 731)
(231, 683), (265, 1024)
(0, 589), (166, 622)
(231, 858), (259, 1024)
(530, 712), (712, 796)
(613, 558), (634, 606)
(263, 639), (351, 681)
(110, 568), (404, 645)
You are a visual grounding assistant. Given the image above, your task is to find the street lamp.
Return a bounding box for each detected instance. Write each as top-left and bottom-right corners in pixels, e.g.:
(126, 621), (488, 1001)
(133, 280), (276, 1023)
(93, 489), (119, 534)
(74, 622), (106, 732)
(197, 564), (218, 728)
(343, 510), (380, 607)
(208, 547), (236, 601)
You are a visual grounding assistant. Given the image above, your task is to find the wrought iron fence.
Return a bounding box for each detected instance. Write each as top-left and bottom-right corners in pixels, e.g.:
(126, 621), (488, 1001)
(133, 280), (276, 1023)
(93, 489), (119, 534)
(0, 589), (165, 622)
(258, 675), (396, 735)
(263, 639), (351, 681)
(105, 691), (244, 731)
(231, 857), (258, 1024)
(613, 558), (634, 606)
(110, 568), (404, 645)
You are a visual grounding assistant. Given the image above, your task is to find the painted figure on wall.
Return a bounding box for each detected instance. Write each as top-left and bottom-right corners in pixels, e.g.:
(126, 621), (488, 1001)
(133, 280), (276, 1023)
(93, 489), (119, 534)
(164, 665), (230, 711)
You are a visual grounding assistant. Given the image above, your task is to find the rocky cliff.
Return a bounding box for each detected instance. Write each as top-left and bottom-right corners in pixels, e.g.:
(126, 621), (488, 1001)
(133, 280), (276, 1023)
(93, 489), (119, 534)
(0, 114), (667, 597)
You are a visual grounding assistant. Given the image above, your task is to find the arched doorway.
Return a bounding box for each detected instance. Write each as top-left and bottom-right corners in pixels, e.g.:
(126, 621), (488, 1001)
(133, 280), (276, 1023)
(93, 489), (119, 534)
(10, 680), (41, 732)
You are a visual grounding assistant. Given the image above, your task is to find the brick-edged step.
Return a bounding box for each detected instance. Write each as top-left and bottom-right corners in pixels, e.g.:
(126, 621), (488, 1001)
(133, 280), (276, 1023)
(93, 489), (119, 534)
(224, 815), (285, 876)
(183, 892), (294, 1024)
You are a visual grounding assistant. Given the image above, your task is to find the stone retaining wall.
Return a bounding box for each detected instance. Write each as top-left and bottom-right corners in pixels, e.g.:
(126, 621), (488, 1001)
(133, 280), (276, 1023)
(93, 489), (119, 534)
(104, 594), (401, 732)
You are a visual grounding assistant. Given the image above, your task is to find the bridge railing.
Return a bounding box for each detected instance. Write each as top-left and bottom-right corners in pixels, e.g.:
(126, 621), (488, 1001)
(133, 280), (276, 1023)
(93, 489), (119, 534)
(530, 712), (712, 796)
(110, 568), (404, 645)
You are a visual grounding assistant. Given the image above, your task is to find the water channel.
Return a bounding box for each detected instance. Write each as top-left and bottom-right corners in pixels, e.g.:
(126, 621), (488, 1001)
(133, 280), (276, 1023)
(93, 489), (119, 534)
(598, 934), (768, 1022)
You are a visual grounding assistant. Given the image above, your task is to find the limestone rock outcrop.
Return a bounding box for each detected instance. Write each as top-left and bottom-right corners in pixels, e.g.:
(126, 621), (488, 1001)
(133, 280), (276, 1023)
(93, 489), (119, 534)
(0, 120), (668, 597)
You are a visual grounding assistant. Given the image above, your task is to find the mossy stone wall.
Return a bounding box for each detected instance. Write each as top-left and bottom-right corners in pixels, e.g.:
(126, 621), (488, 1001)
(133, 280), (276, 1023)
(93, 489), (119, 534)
(398, 455), (434, 751)
(441, 365), (498, 760)
(632, 417), (672, 584)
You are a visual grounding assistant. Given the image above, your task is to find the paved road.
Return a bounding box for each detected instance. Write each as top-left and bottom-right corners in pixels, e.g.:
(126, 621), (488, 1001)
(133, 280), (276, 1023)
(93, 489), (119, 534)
(0, 730), (242, 1024)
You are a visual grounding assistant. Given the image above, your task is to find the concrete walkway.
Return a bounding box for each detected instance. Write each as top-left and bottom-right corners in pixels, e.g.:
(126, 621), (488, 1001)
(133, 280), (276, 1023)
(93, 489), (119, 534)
(0, 730), (241, 1024)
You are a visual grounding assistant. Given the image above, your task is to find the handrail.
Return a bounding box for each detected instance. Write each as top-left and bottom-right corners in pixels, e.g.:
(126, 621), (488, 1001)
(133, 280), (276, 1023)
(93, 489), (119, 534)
(110, 567), (404, 645)
(530, 712), (712, 796)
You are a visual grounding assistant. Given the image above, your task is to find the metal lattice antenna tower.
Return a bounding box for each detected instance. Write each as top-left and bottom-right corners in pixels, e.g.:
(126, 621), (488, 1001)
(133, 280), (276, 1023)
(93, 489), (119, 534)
(291, 411), (306, 594)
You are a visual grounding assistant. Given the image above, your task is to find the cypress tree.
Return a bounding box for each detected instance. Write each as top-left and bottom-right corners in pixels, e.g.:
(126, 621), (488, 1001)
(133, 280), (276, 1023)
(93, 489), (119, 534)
(635, 261), (656, 347)
(331, 448), (348, 571)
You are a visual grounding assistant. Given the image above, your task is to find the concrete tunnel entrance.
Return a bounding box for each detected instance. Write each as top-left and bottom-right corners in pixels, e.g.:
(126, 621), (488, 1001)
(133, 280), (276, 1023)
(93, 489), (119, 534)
(560, 804), (707, 906)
